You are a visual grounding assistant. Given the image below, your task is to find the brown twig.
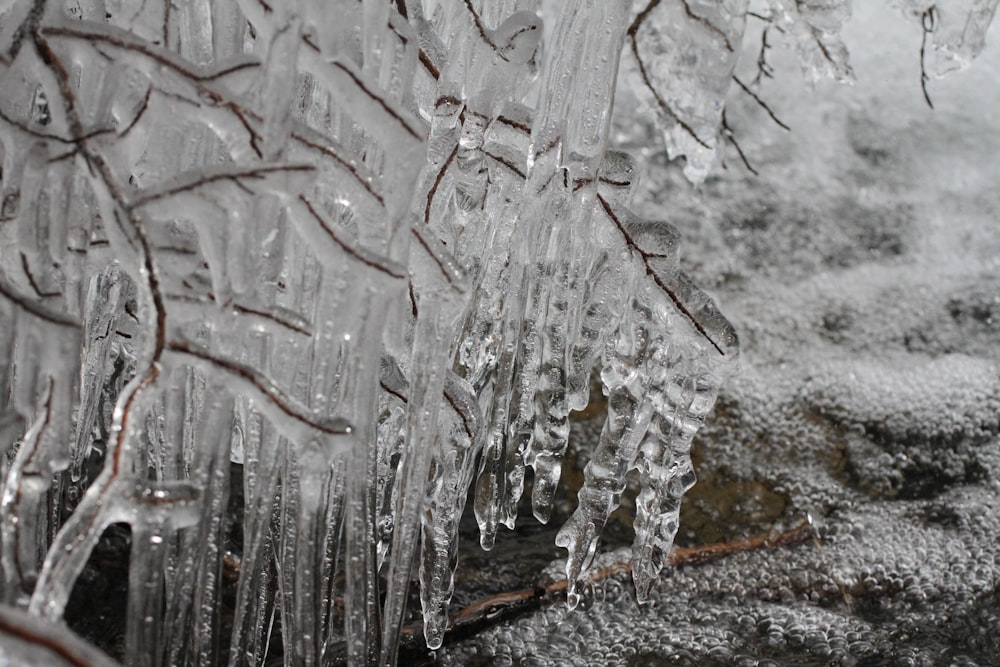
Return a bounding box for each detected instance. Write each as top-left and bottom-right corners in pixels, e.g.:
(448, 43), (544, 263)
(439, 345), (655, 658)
(25, 21), (169, 625)
(809, 27), (837, 71)
(496, 114), (531, 135)
(328, 60), (423, 141)
(298, 194), (406, 280)
(461, 0), (509, 61)
(483, 150), (525, 179)
(128, 163), (314, 209)
(42, 23), (260, 82)
(732, 75), (790, 131)
(751, 27), (776, 85)
(291, 129), (385, 207)
(2, 0), (44, 62)
(721, 111), (759, 177)
(164, 292), (313, 336)
(679, 0), (734, 52)
(118, 85), (151, 138)
(425, 143), (459, 225)
(628, 0), (712, 150)
(920, 6), (937, 109)
(166, 341), (351, 437)
(0, 605), (117, 667)
(419, 49), (440, 79)
(0, 104), (106, 144)
(410, 224), (461, 286)
(19, 252), (60, 298)
(597, 194), (726, 356)
(747, 11), (774, 23)
(400, 522), (813, 643)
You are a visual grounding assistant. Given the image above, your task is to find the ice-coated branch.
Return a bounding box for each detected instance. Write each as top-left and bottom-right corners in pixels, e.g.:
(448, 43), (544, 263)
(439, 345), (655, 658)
(0, 0), (995, 664)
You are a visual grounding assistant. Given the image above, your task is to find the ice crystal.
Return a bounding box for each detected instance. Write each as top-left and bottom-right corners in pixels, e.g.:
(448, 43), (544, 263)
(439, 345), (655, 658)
(0, 0), (995, 665)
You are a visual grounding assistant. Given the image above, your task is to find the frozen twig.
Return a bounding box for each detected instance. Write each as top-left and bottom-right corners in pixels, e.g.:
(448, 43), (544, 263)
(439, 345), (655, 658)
(920, 6), (937, 109)
(398, 522), (814, 645)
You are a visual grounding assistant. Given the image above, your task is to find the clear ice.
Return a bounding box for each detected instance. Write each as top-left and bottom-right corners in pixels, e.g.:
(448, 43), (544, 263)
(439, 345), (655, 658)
(0, 0), (995, 665)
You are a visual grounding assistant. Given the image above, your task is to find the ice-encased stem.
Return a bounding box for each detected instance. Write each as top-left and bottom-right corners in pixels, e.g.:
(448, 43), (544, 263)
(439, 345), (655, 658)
(418, 374), (481, 649)
(510, 0), (631, 527)
(379, 226), (467, 667)
(555, 296), (652, 608)
(28, 363), (165, 622)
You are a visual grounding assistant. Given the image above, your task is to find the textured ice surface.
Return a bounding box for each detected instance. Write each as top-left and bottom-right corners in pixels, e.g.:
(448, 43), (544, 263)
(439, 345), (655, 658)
(0, 0), (996, 665)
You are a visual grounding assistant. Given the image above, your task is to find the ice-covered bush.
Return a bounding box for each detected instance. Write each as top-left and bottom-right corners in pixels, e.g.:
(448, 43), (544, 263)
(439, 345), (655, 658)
(0, 0), (994, 665)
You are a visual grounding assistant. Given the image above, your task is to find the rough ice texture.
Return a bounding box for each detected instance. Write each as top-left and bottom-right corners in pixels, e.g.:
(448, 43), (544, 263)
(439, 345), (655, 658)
(0, 1), (995, 666)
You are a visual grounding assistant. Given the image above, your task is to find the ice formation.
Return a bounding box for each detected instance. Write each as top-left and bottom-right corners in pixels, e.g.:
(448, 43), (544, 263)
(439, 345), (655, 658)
(0, 0), (995, 665)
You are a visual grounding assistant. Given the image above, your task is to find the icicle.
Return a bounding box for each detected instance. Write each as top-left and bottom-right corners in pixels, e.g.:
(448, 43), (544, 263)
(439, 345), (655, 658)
(774, 0), (855, 83)
(899, 0), (1000, 75)
(472, 273), (524, 549)
(555, 292), (653, 609)
(564, 152), (639, 411)
(629, 274), (738, 601)
(375, 356), (409, 572)
(380, 225), (467, 667)
(418, 374), (481, 650)
(68, 267), (128, 485)
(165, 375), (234, 666)
(556, 191), (739, 605)
(228, 349), (286, 667)
(624, 0), (749, 182)
(251, 9), (301, 162)
(29, 370), (162, 622)
(174, 0), (216, 67)
(497, 0), (633, 530)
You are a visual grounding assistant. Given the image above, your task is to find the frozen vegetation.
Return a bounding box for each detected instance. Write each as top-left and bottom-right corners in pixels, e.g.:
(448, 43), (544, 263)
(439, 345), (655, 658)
(0, 0), (996, 665)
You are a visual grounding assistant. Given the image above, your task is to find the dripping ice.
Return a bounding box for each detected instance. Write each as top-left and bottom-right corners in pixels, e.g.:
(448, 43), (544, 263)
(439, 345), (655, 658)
(0, 0), (995, 665)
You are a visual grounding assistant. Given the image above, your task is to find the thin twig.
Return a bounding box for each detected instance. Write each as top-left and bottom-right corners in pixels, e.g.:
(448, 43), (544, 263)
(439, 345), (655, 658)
(328, 60), (423, 141)
(721, 111), (759, 176)
(732, 75), (790, 131)
(42, 22), (260, 82)
(920, 6), (937, 109)
(425, 143), (459, 225)
(627, 0), (712, 150)
(410, 224), (461, 286)
(298, 194), (406, 280)
(461, 0), (509, 61)
(0, 605), (114, 667)
(19, 252), (61, 298)
(128, 163), (314, 209)
(597, 194), (726, 355)
(0, 105), (94, 144)
(483, 150), (525, 179)
(679, 0), (734, 52)
(291, 128), (385, 207)
(399, 522), (813, 643)
(747, 11), (774, 23)
(751, 27), (776, 85)
(166, 341), (351, 437)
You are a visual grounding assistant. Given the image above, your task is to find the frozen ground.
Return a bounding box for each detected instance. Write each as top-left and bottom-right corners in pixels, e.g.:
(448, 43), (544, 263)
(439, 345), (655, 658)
(431, 4), (1000, 665)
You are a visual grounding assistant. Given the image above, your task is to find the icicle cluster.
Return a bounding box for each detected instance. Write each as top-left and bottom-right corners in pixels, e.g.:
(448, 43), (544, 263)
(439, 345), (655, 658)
(0, 0), (995, 665)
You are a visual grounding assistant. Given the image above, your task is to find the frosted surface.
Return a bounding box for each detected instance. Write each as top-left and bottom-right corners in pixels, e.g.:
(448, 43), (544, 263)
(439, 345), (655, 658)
(0, 0), (995, 665)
